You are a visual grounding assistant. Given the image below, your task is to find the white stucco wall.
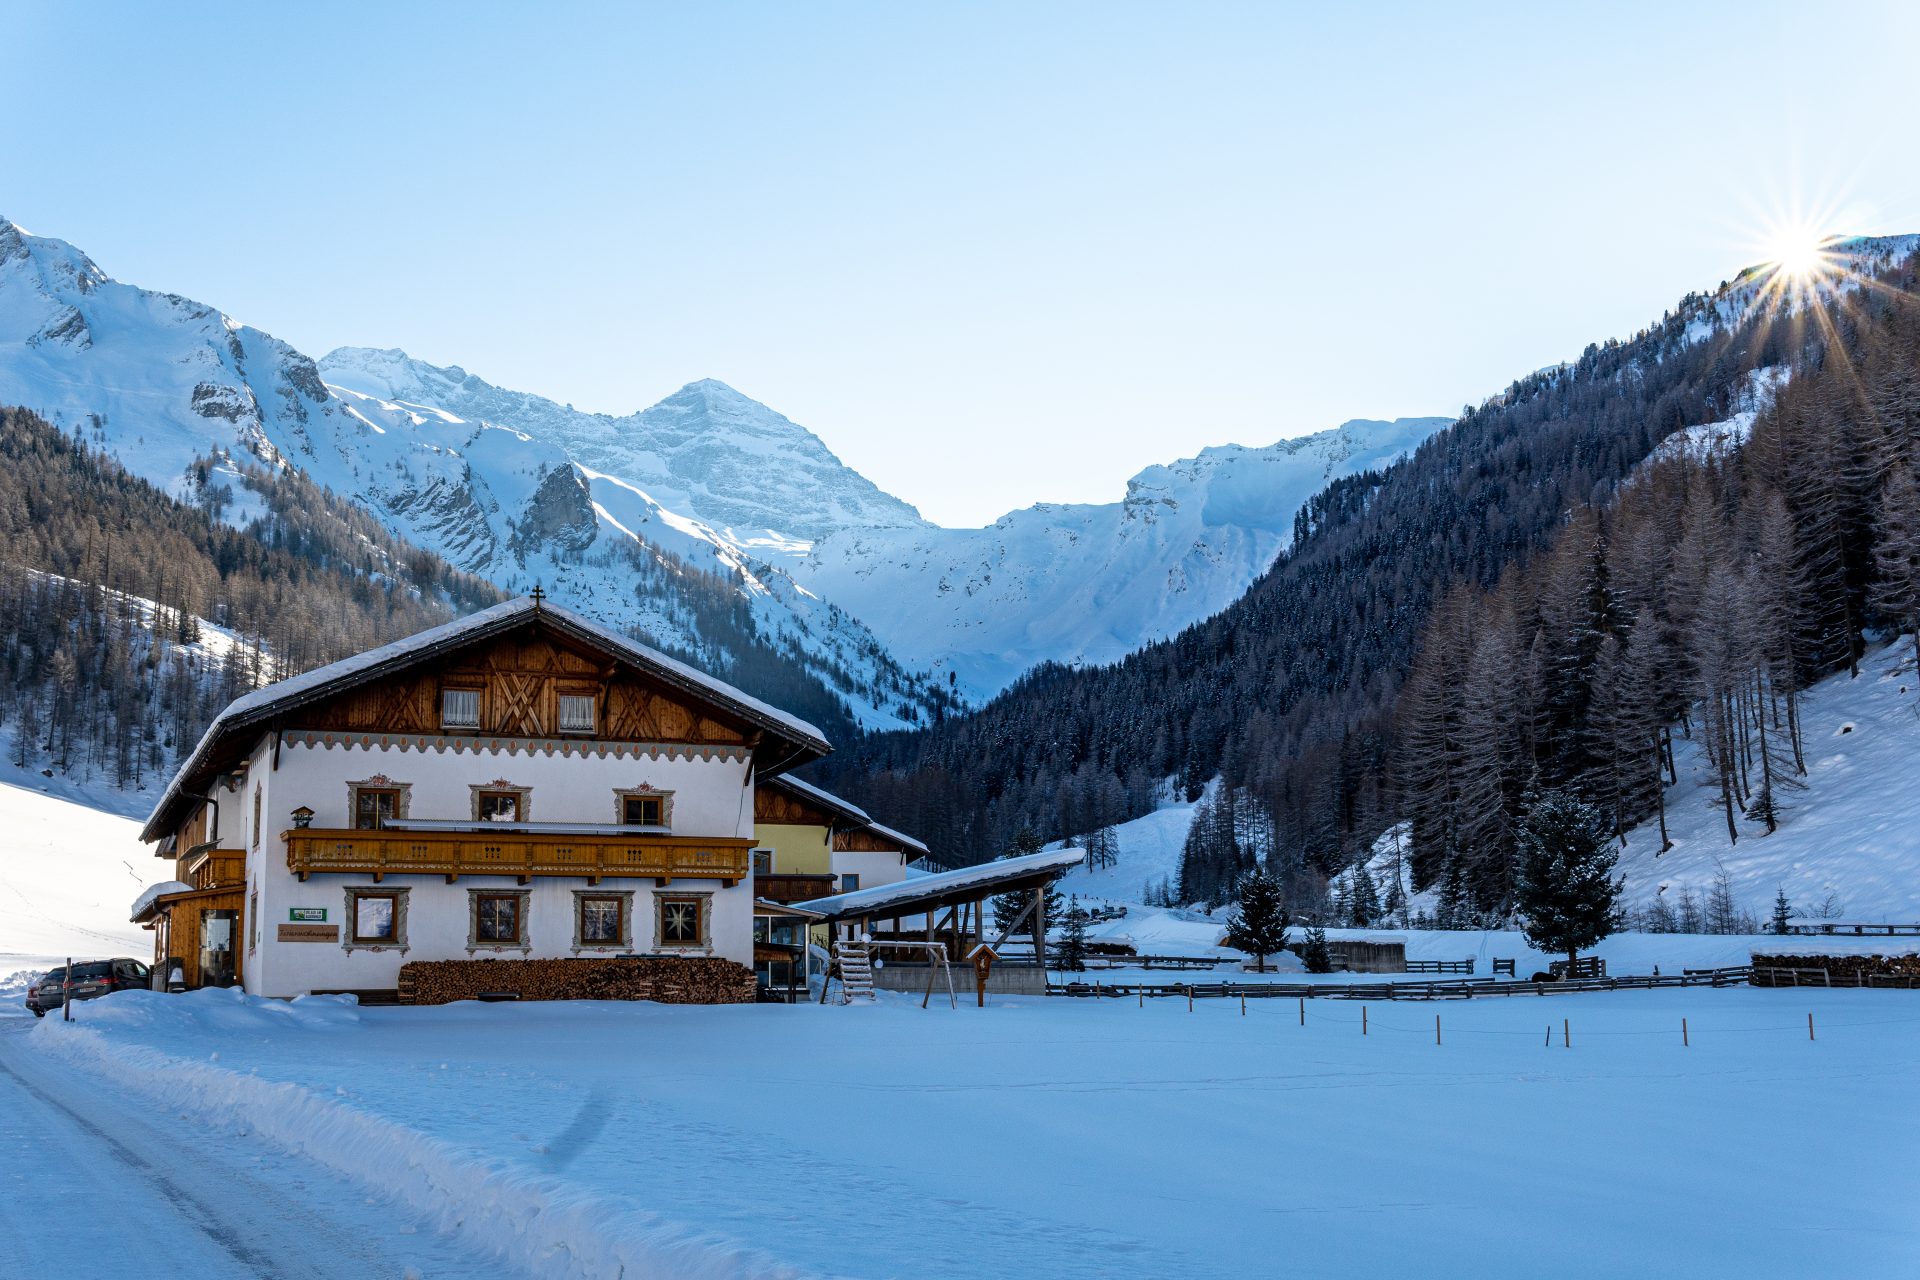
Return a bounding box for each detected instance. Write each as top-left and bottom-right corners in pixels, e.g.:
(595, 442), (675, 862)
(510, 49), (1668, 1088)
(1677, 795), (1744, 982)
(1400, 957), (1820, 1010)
(242, 734), (757, 998)
(830, 848), (910, 892)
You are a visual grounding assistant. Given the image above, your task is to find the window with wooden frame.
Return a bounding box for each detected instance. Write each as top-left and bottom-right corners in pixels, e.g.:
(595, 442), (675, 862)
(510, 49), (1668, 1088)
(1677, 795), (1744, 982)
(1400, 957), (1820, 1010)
(573, 891), (633, 951)
(346, 888), (405, 948)
(251, 787), (262, 850)
(353, 786), (403, 830)
(840, 873), (861, 893)
(557, 693), (596, 734)
(441, 686), (481, 729)
(751, 848), (773, 876)
(615, 787), (672, 828)
(351, 898), (399, 948)
(656, 894), (707, 948)
(471, 782), (531, 825)
(469, 889), (529, 949)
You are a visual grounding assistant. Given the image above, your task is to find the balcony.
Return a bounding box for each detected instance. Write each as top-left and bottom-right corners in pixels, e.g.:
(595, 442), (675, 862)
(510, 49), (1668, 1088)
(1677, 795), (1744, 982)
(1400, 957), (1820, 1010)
(756, 873), (836, 904)
(284, 827), (752, 885)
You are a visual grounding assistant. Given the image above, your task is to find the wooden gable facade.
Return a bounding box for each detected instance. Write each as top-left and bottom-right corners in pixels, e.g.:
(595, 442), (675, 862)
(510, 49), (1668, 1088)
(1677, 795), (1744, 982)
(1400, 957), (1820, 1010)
(294, 626), (755, 747)
(753, 782), (840, 828)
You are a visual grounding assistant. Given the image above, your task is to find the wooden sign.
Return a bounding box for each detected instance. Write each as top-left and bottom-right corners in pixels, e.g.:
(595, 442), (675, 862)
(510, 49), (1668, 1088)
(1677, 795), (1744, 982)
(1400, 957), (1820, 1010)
(278, 923), (339, 943)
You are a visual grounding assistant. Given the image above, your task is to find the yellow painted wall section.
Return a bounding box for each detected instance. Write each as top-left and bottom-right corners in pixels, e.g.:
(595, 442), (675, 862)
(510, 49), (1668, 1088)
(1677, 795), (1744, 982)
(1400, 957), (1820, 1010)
(753, 822), (832, 875)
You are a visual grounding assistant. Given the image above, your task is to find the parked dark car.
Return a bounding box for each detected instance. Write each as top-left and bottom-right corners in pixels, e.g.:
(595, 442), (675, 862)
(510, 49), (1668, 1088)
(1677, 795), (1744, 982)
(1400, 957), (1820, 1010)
(25, 958), (151, 1017)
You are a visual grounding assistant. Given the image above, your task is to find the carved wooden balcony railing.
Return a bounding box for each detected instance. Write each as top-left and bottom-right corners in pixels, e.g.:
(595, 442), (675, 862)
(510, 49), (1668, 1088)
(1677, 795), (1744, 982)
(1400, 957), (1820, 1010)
(181, 850), (248, 891)
(284, 828), (752, 885)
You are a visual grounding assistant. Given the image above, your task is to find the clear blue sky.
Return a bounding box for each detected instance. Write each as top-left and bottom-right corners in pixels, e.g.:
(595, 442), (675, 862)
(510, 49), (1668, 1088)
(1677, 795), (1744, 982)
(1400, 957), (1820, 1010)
(7, 2), (1919, 526)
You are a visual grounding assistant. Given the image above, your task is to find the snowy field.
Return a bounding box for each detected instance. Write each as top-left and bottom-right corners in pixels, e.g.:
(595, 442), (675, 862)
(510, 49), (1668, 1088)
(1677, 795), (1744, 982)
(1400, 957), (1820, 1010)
(13, 984), (1919, 1279)
(0, 779), (152, 977)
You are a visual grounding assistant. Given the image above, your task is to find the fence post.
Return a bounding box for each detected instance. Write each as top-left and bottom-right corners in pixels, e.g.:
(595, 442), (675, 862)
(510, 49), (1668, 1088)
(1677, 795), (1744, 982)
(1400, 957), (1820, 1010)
(63, 955), (72, 1023)
(1435, 1013), (1441, 1046)
(1187, 984), (1193, 1013)
(1241, 992), (1246, 1017)
(1362, 1005), (1368, 1036)
(1808, 1011), (1815, 1042)
(1299, 995), (1305, 1027)
(1544, 1024), (1550, 1047)
(1682, 1017), (1689, 1048)
(1563, 1018), (1570, 1049)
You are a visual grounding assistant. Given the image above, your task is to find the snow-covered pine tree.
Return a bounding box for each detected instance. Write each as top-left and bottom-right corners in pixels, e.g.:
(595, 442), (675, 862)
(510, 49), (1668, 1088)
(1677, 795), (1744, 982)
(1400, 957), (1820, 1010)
(1771, 887), (1792, 935)
(1057, 895), (1088, 972)
(1347, 859), (1380, 927)
(1513, 789), (1624, 969)
(1300, 924), (1333, 974)
(1221, 867), (1291, 972)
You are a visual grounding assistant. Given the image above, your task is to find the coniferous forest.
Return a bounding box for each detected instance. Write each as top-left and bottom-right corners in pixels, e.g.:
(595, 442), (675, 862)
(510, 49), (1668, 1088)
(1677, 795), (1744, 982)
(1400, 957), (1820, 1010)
(814, 244), (1920, 916)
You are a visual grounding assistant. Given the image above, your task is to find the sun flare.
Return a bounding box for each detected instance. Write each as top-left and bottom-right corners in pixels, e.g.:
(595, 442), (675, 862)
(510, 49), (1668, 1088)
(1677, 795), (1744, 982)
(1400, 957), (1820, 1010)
(1765, 226), (1830, 281)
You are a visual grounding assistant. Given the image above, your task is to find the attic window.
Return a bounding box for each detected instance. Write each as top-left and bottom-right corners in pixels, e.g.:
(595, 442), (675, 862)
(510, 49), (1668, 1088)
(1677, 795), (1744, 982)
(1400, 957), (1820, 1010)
(442, 688), (480, 729)
(558, 694), (596, 734)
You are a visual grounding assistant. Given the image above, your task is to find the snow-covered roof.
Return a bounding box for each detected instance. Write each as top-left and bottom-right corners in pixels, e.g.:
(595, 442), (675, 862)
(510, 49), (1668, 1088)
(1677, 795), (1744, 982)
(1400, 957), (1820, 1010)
(765, 773), (871, 824)
(793, 847), (1085, 921)
(143, 596), (831, 842)
(864, 820), (930, 856)
(762, 775), (929, 854)
(130, 880), (194, 923)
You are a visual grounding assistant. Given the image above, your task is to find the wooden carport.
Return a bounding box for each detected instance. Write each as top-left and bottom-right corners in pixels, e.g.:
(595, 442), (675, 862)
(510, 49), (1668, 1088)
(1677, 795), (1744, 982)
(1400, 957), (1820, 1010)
(791, 847), (1086, 973)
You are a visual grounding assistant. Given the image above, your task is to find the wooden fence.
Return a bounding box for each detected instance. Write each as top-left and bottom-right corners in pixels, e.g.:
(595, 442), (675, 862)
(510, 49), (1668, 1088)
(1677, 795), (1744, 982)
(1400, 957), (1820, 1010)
(1048, 966), (1756, 1001)
(1405, 958), (1475, 975)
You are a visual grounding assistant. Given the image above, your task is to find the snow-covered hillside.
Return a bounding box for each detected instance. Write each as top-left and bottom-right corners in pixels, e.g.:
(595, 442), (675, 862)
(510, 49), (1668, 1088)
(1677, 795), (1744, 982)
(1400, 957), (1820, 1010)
(0, 216), (943, 730)
(0, 782), (151, 976)
(322, 345), (1452, 698)
(798, 416), (1451, 694)
(1616, 641), (1920, 922)
(321, 349), (926, 543)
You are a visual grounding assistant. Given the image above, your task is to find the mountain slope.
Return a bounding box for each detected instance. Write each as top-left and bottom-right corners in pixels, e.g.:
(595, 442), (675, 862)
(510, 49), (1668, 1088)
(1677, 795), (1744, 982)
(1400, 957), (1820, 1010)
(796, 416), (1450, 693)
(0, 217), (949, 733)
(819, 235), (1920, 870)
(320, 348), (926, 543)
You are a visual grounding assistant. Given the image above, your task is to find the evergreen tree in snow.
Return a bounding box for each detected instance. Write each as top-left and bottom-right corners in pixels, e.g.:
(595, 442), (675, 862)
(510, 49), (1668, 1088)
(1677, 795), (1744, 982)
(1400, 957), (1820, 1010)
(1300, 924), (1333, 974)
(1771, 886), (1793, 935)
(1872, 464), (1920, 676)
(1513, 790), (1624, 969)
(991, 827), (1052, 941)
(1056, 894), (1088, 972)
(1347, 859), (1381, 927)
(1221, 867), (1291, 973)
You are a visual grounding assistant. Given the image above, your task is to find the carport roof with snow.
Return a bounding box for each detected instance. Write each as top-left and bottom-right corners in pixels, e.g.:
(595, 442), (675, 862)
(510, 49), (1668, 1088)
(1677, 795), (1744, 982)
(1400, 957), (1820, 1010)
(791, 847), (1085, 922)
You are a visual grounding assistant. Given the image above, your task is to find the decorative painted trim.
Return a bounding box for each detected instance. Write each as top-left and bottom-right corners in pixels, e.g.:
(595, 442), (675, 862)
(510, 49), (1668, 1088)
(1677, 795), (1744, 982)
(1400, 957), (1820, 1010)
(342, 886), (410, 953)
(467, 887), (532, 954)
(613, 784), (675, 829)
(470, 779), (532, 823)
(347, 775), (413, 826)
(284, 731), (747, 765)
(572, 889), (636, 953)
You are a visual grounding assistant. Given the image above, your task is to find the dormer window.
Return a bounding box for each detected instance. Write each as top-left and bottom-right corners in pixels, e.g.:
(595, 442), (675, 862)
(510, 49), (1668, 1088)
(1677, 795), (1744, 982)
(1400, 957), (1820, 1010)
(442, 688), (480, 729)
(558, 694), (596, 734)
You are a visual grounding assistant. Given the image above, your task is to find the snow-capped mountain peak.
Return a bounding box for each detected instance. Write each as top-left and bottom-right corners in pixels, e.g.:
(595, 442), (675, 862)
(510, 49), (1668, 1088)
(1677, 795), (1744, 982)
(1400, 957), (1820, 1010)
(320, 348), (927, 543)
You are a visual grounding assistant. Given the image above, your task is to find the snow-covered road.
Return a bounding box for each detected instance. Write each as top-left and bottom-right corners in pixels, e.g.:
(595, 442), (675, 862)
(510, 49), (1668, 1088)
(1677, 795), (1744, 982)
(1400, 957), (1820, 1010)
(0, 1020), (519, 1280)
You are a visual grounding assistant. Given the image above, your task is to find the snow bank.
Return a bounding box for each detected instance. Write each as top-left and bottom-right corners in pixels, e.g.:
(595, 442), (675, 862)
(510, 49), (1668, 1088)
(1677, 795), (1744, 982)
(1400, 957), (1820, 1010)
(30, 989), (813, 1280)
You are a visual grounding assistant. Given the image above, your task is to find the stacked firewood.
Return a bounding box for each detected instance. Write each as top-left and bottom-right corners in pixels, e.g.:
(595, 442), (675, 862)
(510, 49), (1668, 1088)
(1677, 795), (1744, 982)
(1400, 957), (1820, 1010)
(398, 956), (756, 1005)
(1752, 952), (1920, 981)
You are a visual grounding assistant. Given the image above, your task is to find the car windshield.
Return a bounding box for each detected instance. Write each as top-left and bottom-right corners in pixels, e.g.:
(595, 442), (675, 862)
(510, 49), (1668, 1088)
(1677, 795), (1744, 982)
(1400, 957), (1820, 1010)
(41, 968), (66, 984)
(71, 962), (114, 980)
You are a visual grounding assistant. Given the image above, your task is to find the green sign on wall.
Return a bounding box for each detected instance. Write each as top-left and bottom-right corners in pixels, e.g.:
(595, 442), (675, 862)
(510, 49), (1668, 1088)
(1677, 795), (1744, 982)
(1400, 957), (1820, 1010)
(289, 907), (327, 923)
